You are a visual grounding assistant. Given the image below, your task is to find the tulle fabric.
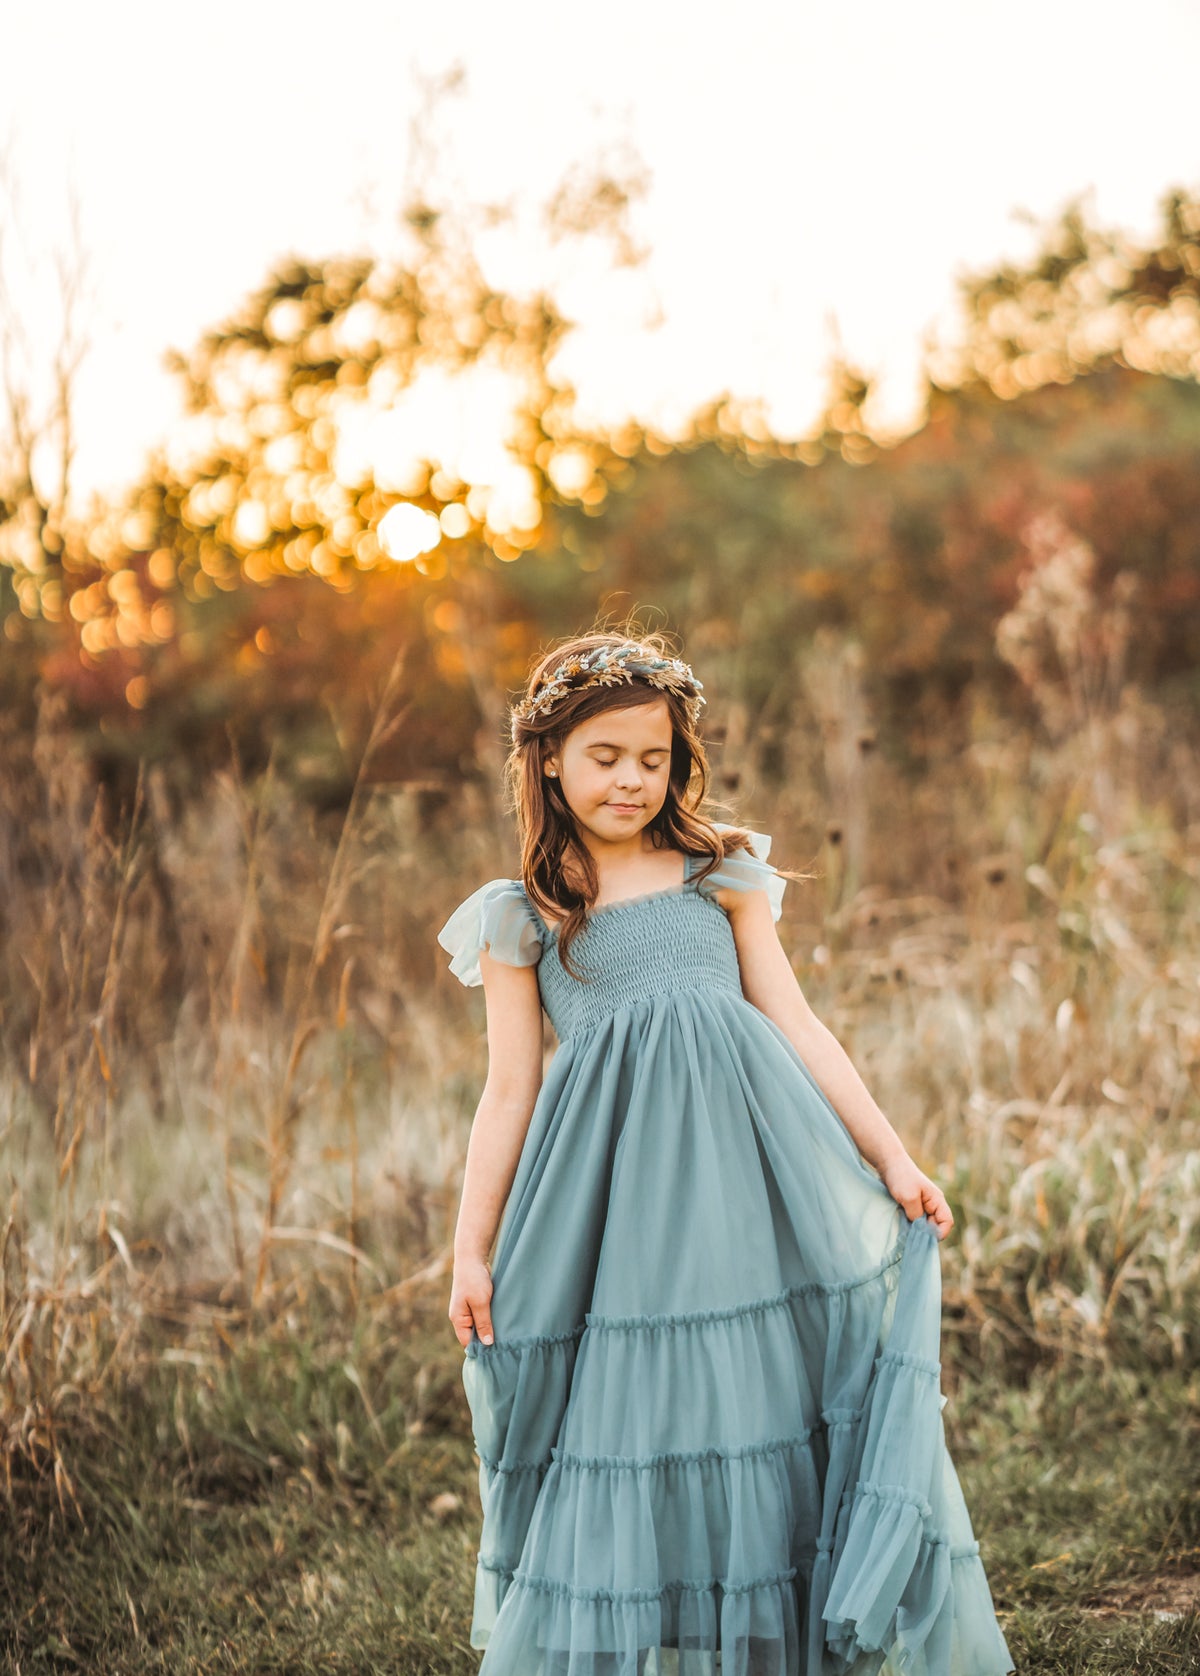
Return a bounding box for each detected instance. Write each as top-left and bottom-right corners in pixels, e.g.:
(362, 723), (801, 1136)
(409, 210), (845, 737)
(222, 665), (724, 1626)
(694, 825), (787, 923)
(437, 878), (544, 987)
(438, 830), (1015, 1676)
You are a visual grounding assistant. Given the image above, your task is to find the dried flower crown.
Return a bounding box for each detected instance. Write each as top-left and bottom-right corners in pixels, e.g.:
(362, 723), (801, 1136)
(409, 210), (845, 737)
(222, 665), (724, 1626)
(510, 644), (706, 741)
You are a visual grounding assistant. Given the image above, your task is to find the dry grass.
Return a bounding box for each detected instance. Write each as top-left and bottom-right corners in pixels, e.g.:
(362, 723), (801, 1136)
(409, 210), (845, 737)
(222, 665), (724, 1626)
(2, 590), (1199, 1668)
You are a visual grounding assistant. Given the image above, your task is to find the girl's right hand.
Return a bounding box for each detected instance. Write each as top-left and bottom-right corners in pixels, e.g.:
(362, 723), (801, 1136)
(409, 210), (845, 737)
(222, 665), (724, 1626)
(449, 1255), (495, 1348)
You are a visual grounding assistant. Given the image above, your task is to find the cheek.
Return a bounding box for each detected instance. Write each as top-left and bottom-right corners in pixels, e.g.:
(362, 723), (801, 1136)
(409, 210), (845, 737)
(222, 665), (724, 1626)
(569, 763), (609, 796)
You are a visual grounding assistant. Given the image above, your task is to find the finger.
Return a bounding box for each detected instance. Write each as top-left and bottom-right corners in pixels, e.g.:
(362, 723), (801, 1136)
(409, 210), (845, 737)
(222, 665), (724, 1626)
(473, 1302), (495, 1346)
(923, 1188), (954, 1238)
(448, 1305), (474, 1350)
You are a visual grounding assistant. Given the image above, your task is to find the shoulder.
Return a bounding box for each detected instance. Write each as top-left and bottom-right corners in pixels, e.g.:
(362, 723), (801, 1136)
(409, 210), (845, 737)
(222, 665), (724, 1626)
(693, 823), (786, 923)
(436, 876), (544, 988)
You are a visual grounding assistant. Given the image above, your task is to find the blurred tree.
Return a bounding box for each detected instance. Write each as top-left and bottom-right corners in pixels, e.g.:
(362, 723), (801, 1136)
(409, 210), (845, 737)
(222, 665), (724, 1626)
(920, 183), (1200, 400)
(0, 145), (100, 710)
(2, 138), (1198, 817)
(0, 83), (653, 813)
(528, 362), (1200, 783)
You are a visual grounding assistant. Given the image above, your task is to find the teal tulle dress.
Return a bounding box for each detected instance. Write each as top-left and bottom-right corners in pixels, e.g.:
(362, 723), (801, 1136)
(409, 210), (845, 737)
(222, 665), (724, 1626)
(437, 827), (1015, 1676)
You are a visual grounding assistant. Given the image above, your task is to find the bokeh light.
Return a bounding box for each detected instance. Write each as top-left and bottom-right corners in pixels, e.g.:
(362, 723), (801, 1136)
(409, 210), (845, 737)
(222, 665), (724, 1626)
(377, 502), (443, 564)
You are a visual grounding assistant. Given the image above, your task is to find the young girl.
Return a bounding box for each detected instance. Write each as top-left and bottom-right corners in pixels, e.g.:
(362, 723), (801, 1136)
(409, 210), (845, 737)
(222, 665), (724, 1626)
(438, 630), (1015, 1676)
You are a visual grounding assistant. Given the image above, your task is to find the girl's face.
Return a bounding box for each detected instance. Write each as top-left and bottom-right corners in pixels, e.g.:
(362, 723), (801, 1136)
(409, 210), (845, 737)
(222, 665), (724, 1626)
(544, 698), (674, 847)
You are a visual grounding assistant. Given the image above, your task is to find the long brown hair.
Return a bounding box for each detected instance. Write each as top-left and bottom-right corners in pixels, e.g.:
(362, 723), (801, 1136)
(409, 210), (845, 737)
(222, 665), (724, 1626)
(505, 624), (782, 981)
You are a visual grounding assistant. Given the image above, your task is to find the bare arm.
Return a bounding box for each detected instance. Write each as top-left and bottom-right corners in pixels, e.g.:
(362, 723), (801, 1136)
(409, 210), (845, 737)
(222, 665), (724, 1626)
(449, 947), (545, 1345)
(718, 884), (954, 1238)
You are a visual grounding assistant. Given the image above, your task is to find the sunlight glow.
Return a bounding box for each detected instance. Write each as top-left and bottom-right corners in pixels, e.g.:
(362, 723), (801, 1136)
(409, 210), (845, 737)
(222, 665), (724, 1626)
(377, 502), (443, 564)
(335, 363), (544, 541)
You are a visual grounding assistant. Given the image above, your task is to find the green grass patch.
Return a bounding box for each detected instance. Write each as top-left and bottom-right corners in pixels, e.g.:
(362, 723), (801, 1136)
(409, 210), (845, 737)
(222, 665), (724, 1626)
(4, 1315), (1197, 1673)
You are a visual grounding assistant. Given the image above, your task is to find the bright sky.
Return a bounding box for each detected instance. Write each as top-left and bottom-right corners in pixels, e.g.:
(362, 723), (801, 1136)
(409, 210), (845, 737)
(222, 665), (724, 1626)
(5, 0), (1199, 509)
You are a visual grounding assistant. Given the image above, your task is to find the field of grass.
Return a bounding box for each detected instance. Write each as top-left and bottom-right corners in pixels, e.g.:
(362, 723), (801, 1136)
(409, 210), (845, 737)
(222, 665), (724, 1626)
(3, 665), (1199, 1671)
(3, 1317), (1198, 1672)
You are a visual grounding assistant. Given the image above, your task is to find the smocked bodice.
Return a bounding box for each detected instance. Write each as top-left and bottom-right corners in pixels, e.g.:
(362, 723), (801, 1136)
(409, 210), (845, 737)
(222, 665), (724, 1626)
(436, 822), (787, 1044)
(529, 885), (745, 1040)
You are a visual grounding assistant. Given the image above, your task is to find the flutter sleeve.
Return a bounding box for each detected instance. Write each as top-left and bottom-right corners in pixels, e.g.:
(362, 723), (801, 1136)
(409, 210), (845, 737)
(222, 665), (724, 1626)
(695, 823), (787, 922)
(436, 878), (544, 988)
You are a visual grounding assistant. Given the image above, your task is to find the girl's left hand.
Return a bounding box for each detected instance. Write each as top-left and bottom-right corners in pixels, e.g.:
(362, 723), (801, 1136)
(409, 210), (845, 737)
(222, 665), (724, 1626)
(879, 1151), (955, 1240)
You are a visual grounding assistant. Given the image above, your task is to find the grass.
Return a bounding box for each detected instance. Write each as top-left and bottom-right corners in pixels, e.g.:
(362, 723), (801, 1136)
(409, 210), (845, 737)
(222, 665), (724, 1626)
(3, 632), (1200, 1669)
(3, 1309), (1198, 1674)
